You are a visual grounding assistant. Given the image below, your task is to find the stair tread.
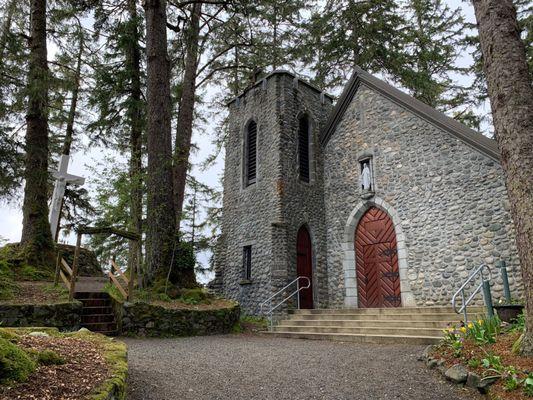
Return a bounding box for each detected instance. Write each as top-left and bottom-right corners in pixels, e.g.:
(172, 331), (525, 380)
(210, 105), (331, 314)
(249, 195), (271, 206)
(267, 331), (441, 339)
(81, 313), (115, 317)
(282, 319), (453, 324)
(277, 325), (443, 330)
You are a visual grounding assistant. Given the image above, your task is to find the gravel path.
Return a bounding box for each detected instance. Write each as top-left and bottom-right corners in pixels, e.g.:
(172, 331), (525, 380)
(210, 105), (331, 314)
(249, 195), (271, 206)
(124, 335), (480, 400)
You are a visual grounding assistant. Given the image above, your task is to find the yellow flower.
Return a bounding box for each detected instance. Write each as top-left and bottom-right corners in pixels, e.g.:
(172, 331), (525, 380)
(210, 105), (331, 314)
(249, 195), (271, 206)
(478, 319), (483, 325)
(468, 322), (474, 329)
(460, 327), (467, 333)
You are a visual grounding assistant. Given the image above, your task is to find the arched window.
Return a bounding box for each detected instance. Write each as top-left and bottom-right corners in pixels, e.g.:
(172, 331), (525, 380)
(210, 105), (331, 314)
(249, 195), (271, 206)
(244, 120), (257, 186)
(298, 115), (310, 182)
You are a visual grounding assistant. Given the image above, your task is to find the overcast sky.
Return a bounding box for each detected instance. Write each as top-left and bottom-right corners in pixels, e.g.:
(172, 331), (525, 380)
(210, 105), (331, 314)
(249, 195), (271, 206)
(0, 0), (484, 252)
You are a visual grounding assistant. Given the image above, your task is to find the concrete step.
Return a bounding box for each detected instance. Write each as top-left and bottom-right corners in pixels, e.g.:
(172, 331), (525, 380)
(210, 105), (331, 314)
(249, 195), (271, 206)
(286, 313), (483, 322)
(272, 325), (444, 336)
(290, 307), (485, 315)
(277, 319), (452, 329)
(265, 331), (441, 345)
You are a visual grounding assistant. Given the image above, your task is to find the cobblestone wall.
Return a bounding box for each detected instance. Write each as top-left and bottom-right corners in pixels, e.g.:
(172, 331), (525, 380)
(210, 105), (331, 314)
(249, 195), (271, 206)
(323, 84), (523, 307)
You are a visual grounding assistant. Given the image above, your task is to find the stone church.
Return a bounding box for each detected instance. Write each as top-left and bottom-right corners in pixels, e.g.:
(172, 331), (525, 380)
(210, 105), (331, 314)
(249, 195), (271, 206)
(212, 67), (523, 315)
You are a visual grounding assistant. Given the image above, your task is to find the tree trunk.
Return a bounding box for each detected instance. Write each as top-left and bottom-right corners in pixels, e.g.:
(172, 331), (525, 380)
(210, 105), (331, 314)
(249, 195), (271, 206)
(144, 0), (176, 284)
(173, 2), (201, 230)
(472, 0), (533, 356)
(126, 0), (143, 286)
(172, 2), (201, 288)
(20, 0), (54, 266)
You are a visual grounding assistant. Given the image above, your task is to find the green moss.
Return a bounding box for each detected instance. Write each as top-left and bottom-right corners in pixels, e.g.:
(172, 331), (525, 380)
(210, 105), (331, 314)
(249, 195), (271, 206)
(1, 327), (60, 337)
(36, 349), (65, 365)
(0, 337), (36, 384)
(104, 282), (125, 303)
(0, 328), (18, 341)
(42, 283), (69, 300)
(84, 334), (128, 400)
(19, 264), (52, 281)
(179, 288), (212, 305)
(0, 243), (54, 283)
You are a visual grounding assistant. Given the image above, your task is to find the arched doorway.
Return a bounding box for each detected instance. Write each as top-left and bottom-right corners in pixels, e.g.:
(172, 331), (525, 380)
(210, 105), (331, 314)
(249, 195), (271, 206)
(296, 226), (314, 309)
(354, 207), (401, 308)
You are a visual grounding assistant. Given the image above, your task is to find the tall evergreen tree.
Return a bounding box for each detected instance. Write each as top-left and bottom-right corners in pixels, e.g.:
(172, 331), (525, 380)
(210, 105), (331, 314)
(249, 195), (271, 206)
(471, 0), (533, 356)
(20, 0), (54, 264)
(88, 0), (145, 278)
(398, 0), (469, 111)
(301, 0), (406, 89)
(144, 0), (176, 284)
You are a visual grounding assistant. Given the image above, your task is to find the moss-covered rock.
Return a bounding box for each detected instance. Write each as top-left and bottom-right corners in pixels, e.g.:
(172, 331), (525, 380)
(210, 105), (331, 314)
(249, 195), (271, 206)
(57, 244), (102, 277)
(0, 337), (36, 384)
(36, 349), (65, 365)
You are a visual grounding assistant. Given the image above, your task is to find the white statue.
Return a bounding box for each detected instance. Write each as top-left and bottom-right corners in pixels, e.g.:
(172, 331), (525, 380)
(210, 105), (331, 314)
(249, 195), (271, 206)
(361, 163), (372, 191)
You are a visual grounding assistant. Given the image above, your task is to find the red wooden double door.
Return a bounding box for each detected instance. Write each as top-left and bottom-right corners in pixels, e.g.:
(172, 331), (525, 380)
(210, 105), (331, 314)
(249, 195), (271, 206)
(355, 207), (401, 308)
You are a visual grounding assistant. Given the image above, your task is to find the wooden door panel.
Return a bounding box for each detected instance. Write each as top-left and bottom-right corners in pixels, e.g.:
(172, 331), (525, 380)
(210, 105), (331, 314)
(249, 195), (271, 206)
(355, 207), (401, 308)
(297, 227), (314, 309)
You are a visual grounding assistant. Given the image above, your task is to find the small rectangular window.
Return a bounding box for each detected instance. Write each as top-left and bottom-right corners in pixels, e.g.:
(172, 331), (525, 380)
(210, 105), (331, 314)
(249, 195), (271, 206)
(242, 246), (252, 280)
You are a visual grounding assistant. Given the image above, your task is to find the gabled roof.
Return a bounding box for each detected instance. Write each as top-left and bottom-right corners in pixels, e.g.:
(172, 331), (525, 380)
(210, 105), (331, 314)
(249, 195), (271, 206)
(321, 66), (500, 162)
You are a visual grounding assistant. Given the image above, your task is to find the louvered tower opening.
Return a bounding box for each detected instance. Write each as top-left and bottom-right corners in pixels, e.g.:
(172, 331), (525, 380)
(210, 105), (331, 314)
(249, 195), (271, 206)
(299, 116), (310, 182)
(246, 121), (257, 185)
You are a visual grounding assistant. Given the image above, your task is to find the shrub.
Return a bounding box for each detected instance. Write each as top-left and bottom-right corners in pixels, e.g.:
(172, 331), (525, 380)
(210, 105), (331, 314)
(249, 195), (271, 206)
(0, 337), (36, 384)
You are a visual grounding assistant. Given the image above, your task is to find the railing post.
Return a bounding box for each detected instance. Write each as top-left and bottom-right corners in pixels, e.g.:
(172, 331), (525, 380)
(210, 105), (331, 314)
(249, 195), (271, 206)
(54, 252), (61, 287)
(497, 260), (511, 303)
(482, 279), (494, 318)
(461, 290), (468, 323)
(297, 278), (300, 310)
(69, 232), (82, 301)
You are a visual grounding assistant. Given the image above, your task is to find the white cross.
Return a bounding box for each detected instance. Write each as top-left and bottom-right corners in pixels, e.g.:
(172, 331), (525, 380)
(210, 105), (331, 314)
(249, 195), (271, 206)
(49, 154), (85, 240)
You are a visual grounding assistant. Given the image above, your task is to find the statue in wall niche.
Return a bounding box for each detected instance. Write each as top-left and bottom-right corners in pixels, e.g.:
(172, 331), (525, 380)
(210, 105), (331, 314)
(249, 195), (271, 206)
(361, 163), (372, 191)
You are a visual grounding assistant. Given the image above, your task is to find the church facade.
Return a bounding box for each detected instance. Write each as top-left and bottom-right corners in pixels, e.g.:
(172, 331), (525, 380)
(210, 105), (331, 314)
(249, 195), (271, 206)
(212, 68), (523, 315)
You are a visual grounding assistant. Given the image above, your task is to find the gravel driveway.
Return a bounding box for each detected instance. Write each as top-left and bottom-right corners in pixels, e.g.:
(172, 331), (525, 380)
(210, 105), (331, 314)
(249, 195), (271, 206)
(124, 335), (480, 400)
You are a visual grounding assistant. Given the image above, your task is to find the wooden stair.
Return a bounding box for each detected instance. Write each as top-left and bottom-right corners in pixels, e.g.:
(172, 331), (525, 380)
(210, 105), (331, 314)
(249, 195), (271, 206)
(74, 291), (118, 336)
(266, 307), (485, 345)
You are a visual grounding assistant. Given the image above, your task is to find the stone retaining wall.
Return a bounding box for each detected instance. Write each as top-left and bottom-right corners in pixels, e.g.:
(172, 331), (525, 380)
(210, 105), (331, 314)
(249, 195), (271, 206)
(119, 302), (240, 337)
(0, 301), (82, 330)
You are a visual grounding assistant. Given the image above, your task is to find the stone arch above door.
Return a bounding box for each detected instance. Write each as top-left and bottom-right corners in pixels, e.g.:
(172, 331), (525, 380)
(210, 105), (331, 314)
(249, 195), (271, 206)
(342, 197), (416, 307)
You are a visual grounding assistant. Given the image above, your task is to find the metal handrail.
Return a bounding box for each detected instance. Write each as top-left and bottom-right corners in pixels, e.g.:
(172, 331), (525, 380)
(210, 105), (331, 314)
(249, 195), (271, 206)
(451, 264), (492, 323)
(259, 276), (311, 330)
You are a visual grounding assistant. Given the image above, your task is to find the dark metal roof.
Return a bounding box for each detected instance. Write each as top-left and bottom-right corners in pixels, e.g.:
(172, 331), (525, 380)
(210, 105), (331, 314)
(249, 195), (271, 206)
(226, 70), (334, 106)
(321, 66), (500, 162)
